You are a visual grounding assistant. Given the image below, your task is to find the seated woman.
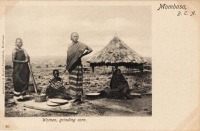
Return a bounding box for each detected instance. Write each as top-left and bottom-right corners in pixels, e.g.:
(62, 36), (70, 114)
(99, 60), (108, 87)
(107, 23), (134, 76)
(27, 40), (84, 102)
(45, 70), (71, 100)
(109, 68), (132, 99)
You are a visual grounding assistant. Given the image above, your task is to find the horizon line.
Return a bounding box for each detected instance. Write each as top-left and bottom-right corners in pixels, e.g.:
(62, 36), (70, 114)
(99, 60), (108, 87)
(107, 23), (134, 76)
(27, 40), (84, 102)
(5, 54), (152, 58)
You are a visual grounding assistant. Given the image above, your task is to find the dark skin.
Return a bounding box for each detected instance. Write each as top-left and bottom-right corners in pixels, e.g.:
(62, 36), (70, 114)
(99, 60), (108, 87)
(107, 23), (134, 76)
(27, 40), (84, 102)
(53, 71), (59, 78)
(12, 39), (30, 63)
(49, 70), (63, 86)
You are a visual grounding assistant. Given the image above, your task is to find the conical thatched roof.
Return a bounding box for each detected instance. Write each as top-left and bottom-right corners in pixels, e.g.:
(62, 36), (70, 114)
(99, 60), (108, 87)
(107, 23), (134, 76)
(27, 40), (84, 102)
(88, 36), (145, 66)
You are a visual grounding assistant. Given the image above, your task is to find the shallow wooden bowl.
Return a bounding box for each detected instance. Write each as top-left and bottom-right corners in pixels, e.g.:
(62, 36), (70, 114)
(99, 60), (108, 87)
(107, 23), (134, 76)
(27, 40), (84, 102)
(86, 93), (100, 99)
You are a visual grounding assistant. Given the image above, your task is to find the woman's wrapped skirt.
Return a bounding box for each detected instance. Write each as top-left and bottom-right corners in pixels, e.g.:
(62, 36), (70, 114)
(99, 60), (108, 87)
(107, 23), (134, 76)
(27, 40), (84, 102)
(68, 65), (83, 99)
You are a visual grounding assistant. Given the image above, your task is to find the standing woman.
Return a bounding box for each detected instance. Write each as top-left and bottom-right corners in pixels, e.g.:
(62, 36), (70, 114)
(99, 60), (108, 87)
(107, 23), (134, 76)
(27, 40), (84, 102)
(12, 38), (30, 99)
(66, 32), (93, 104)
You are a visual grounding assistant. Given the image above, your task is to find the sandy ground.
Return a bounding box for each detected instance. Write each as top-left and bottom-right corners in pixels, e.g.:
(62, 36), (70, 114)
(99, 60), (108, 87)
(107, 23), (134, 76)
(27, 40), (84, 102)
(5, 96), (152, 117)
(5, 67), (152, 117)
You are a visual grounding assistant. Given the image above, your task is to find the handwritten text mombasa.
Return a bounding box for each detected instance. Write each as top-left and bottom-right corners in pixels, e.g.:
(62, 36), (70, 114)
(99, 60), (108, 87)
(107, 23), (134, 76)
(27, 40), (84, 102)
(157, 4), (196, 16)
(157, 4), (187, 10)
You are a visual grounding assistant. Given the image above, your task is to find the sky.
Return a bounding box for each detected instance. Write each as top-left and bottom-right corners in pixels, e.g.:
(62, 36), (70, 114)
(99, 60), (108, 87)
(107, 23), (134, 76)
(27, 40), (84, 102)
(5, 5), (151, 57)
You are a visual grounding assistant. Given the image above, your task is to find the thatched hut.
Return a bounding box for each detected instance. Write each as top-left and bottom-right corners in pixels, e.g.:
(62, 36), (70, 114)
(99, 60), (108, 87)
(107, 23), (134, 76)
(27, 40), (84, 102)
(87, 36), (146, 72)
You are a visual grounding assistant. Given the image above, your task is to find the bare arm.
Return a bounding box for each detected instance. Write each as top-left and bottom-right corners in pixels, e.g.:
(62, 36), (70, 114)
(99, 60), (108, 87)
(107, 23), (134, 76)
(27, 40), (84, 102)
(24, 49), (30, 62)
(12, 49), (28, 63)
(81, 45), (93, 57)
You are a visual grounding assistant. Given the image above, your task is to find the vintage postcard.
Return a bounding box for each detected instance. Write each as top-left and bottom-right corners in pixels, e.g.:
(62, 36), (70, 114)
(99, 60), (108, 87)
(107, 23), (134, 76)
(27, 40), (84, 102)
(0, 0), (199, 130)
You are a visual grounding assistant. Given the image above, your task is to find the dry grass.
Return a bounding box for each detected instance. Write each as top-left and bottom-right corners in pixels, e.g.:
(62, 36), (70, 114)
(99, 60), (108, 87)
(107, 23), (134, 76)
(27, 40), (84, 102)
(88, 36), (145, 65)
